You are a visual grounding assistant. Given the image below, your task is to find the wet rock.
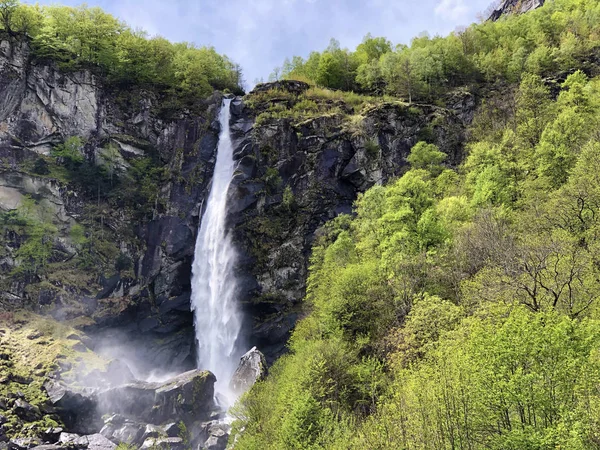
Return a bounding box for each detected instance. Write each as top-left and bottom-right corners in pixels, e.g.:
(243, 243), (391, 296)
(40, 428), (63, 444)
(58, 433), (83, 447)
(140, 424), (162, 441)
(106, 423), (142, 445)
(230, 347), (268, 395)
(140, 437), (184, 450)
(201, 424), (228, 450)
(151, 369), (216, 423)
(30, 446), (65, 450)
(93, 370), (216, 425)
(76, 434), (116, 450)
(44, 381), (100, 434)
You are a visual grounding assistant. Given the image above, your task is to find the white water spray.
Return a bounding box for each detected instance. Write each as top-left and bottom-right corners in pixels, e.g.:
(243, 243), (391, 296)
(191, 98), (242, 402)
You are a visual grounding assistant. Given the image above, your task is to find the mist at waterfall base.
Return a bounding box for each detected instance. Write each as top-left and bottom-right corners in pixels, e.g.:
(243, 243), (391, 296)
(190, 98), (245, 406)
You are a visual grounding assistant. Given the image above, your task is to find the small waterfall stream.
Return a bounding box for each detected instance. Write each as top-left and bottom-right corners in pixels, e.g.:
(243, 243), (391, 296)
(190, 98), (242, 403)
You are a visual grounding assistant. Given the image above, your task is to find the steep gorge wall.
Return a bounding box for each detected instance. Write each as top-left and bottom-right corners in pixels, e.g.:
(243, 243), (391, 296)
(0, 37), (221, 372)
(0, 38), (476, 367)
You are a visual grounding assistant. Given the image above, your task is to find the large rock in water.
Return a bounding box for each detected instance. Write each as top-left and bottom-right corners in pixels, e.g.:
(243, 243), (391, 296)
(97, 369), (217, 424)
(229, 347), (268, 395)
(45, 370), (217, 434)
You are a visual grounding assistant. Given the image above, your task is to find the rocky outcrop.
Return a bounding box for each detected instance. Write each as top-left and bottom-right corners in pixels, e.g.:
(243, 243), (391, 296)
(488, 0), (544, 21)
(45, 370), (216, 434)
(0, 35), (475, 390)
(229, 82), (472, 360)
(0, 36), (223, 373)
(229, 347), (267, 395)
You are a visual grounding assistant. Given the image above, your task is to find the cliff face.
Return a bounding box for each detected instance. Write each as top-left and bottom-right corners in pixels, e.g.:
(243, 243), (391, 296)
(0, 38), (221, 372)
(0, 38), (475, 369)
(228, 82), (474, 358)
(488, 0), (545, 21)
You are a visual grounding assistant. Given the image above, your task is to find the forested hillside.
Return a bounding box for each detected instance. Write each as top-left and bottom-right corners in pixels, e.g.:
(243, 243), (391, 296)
(0, 0), (243, 97)
(272, 0), (599, 101)
(231, 1), (600, 448)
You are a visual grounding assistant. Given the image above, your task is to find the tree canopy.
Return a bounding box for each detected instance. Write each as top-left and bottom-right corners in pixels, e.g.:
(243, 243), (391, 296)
(272, 0), (600, 103)
(0, 0), (244, 96)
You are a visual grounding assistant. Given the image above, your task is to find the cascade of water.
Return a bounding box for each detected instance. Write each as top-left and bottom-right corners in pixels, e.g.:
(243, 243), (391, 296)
(190, 98), (242, 402)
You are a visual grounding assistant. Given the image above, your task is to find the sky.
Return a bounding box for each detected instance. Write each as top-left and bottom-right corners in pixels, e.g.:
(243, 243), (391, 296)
(31, 0), (496, 88)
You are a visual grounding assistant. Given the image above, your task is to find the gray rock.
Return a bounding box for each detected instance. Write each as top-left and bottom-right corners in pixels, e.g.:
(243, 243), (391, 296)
(488, 0), (544, 20)
(58, 433), (83, 446)
(9, 438), (42, 450)
(30, 446), (66, 450)
(229, 347), (268, 395)
(40, 428), (63, 444)
(163, 423), (180, 438)
(74, 434), (116, 450)
(141, 424), (163, 441)
(202, 424), (229, 450)
(12, 399), (41, 422)
(140, 437), (184, 450)
(108, 423), (143, 445)
(98, 369), (216, 424)
(44, 381), (100, 434)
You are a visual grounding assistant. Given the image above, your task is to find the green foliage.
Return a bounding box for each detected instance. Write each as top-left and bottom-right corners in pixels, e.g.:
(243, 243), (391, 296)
(51, 136), (84, 169)
(406, 141), (446, 175)
(1, 198), (57, 277)
(32, 157), (49, 175)
(272, 0), (600, 101)
(2, 1), (242, 96)
(263, 167), (282, 193)
(282, 185), (295, 210)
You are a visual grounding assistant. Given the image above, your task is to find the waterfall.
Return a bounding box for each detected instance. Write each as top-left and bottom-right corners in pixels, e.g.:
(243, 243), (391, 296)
(190, 98), (242, 401)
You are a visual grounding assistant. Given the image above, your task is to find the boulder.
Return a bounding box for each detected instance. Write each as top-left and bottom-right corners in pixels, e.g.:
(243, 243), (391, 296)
(40, 428), (63, 444)
(9, 438), (42, 450)
(151, 370), (216, 423)
(12, 399), (41, 422)
(75, 434), (116, 450)
(100, 421), (142, 445)
(140, 437), (184, 450)
(229, 347), (268, 395)
(47, 369), (217, 435)
(201, 424), (229, 450)
(44, 381), (100, 434)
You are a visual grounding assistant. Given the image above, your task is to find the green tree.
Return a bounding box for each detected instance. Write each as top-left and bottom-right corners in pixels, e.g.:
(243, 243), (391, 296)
(406, 142), (446, 175)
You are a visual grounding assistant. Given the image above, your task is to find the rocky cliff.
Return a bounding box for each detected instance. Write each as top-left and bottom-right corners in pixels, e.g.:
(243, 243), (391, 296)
(0, 35), (476, 443)
(488, 0), (545, 21)
(0, 37), (477, 367)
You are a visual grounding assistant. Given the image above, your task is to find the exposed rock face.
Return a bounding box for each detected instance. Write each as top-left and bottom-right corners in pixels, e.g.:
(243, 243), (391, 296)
(0, 36), (222, 373)
(0, 36), (475, 376)
(229, 347), (268, 395)
(228, 82), (472, 360)
(488, 0), (544, 21)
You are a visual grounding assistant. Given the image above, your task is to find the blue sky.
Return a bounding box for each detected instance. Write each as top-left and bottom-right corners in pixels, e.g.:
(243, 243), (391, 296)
(31, 0), (495, 88)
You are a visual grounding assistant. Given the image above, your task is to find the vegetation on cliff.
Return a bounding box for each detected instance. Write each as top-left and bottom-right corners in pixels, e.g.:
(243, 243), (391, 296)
(272, 0), (600, 102)
(0, 0), (243, 96)
(232, 0), (600, 447)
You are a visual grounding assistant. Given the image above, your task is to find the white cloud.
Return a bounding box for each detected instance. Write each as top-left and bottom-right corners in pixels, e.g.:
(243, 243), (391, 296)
(434, 0), (470, 21)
